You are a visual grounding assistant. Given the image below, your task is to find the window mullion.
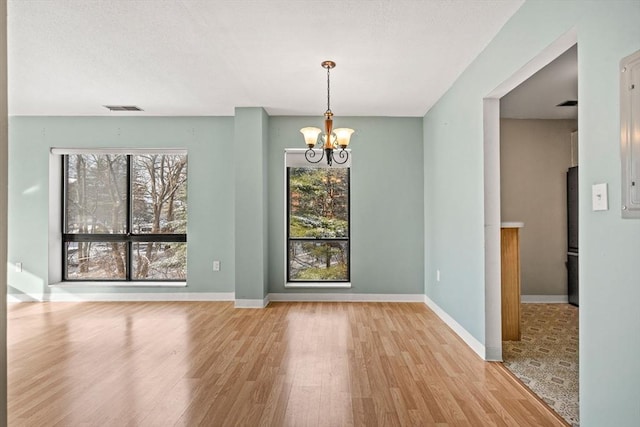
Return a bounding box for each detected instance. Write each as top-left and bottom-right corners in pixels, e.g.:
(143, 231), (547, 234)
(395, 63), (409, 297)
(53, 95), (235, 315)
(127, 155), (133, 281)
(62, 155), (68, 280)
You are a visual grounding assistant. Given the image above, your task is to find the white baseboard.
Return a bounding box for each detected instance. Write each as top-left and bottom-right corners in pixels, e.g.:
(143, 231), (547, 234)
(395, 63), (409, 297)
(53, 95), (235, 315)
(8, 292), (424, 305)
(485, 347), (503, 362)
(235, 295), (270, 308)
(423, 295), (486, 360)
(521, 294), (569, 303)
(8, 292), (235, 303)
(268, 293), (425, 302)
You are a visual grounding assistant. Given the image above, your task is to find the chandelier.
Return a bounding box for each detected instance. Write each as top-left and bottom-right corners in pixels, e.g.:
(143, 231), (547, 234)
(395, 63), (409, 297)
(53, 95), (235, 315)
(300, 60), (354, 166)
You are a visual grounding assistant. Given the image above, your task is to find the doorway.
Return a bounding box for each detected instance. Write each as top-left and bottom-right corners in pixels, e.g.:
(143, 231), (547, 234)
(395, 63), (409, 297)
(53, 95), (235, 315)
(483, 29), (579, 425)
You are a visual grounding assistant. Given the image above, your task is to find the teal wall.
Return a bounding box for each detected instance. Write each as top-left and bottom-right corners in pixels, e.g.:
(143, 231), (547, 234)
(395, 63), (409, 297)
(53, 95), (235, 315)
(8, 116), (236, 296)
(268, 116), (424, 294)
(423, 1), (640, 425)
(234, 108), (269, 301)
(8, 115), (424, 298)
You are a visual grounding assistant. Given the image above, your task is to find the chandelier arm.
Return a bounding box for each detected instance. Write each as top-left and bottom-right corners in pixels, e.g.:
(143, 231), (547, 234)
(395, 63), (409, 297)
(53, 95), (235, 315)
(332, 148), (349, 165)
(305, 148), (325, 164)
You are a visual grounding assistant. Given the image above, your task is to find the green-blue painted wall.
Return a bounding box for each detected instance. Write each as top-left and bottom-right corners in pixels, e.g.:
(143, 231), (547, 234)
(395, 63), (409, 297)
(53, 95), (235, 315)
(8, 115), (424, 298)
(268, 116), (424, 294)
(234, 107), (269, 301)
(8, 117), (236, 296)
(424, 1), (640, 425)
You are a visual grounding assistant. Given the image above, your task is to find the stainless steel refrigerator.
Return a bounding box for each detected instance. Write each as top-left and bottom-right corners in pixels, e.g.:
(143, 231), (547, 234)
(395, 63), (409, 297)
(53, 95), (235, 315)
(567, 166), (579, 306)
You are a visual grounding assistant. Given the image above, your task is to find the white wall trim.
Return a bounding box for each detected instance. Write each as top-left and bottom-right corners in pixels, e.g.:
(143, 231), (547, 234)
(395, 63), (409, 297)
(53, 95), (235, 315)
(482, 97), (503, 363)
(50, 147), (187, 155)
(485, 346), (502, 362)
(424, 295), (486, 360)
(49, 281), (187, 288)
(8, 292), (426, 305)
(235, 295), (270, 308)
(284, 282), (352, 289)
(268, 293), (424, 302)
(8, 292), (234, 303)
(285, 148), (352, 168)
(522, 294), (569, 303)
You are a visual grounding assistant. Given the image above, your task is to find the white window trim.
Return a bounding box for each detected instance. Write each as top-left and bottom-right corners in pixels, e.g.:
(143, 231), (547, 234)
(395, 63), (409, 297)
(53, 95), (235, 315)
(50, 148), (187, 155)
(48, 148), (188, 287)
(284, 282), (351, 289)
(284, 149), (352, 289)
(49, 281), (186, 288)
(284, 148), (351, 168)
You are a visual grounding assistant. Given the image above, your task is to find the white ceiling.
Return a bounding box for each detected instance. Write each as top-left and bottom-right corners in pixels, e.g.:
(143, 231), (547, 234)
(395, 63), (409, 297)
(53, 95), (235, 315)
(8, 0), (525, 117)
(501, 44), (578, 120)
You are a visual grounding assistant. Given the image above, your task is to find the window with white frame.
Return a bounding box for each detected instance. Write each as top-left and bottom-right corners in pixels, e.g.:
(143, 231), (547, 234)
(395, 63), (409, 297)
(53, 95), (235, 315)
(61, 152), (187, 281)
(285, 150), (350, 283)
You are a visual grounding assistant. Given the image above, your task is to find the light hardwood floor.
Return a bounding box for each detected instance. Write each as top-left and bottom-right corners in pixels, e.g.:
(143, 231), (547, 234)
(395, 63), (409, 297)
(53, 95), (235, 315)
(8, 301), (568, 426)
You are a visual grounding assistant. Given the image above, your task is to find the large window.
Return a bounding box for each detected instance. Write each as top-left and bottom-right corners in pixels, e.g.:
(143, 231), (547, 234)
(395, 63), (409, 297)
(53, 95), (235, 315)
(287, 165), (350, 282)
(63, 153), (187, 281)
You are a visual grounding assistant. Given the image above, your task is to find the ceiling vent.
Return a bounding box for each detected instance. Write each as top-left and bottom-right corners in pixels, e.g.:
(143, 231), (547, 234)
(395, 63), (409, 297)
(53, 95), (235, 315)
(556, 100), (578, 107)
(104, 105), (143, 111)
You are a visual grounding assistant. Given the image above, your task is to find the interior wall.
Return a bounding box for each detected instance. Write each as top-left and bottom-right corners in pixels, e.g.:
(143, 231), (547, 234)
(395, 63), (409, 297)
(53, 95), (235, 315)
(423, 1), (640, 425)
(234, 108), (269, 303)
(267, 116), (424, 295)
(8, 115), (425, 299)
(500, 118), (576, 297)
(8, 117), (236, 298)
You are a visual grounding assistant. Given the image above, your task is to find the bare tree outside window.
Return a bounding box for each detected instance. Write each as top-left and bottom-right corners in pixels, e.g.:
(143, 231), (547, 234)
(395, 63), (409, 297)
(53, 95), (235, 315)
(63, 153), (187, 281)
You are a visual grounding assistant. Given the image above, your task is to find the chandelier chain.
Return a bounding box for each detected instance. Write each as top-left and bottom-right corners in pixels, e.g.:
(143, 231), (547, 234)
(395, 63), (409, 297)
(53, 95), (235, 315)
(326, 66), (331, 113)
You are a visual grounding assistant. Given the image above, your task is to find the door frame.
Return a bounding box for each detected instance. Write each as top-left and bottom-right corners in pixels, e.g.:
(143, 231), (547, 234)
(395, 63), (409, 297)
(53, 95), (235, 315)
(482, 28), (578, 361)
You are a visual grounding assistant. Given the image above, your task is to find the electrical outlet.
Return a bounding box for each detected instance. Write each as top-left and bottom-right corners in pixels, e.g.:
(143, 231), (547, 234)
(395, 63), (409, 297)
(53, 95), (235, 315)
(213, 260), (220, 272)
(436, 269), (440, 282)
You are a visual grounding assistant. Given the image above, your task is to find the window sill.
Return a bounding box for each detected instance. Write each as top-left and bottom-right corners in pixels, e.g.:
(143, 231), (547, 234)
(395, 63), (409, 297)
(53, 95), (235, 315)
(49, 281), (187, 288)
(285, 282), (351, 289)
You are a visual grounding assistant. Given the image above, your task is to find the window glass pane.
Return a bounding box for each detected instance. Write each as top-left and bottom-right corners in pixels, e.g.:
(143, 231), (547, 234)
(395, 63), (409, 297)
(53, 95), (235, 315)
(288, 241), (348, 281)
(65, 154), (127, 233)
(289, 168), (348, 238)
(65, 242), (127, 280)
(132, 242), (187, 280)
(132, 154), (188, 234)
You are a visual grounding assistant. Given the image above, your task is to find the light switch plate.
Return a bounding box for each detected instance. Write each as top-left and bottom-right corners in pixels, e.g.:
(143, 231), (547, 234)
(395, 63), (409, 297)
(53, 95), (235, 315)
(592, 183), (608, 211)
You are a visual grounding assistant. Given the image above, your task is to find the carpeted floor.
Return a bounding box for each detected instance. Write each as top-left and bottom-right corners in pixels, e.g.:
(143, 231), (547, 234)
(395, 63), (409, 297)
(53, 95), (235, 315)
(503, 303), (579, 426)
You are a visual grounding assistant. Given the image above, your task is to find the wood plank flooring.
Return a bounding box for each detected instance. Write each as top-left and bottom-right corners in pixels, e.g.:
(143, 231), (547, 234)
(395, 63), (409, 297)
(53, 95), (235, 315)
(8, 302), (568, 426)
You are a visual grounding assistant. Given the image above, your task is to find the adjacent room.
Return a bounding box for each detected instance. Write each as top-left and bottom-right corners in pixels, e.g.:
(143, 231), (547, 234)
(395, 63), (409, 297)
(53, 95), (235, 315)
(499, 44), (580, 425)
(1, 1), (639, 426)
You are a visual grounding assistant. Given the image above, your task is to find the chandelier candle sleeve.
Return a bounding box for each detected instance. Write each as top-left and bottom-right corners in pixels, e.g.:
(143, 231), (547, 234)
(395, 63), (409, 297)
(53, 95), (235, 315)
(300, 60), (354, 166)
(301, 127), (322, 148)
(334, 128), (354, 148)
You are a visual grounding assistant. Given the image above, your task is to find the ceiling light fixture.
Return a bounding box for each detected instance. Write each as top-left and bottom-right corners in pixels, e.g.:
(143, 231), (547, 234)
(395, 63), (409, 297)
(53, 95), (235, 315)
(300, 61), (354, 166)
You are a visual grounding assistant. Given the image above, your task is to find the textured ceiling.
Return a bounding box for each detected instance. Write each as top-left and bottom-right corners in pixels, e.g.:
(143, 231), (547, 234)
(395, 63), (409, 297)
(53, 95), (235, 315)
(8, 0), (525, 117)
(501, 44), (578, 120)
